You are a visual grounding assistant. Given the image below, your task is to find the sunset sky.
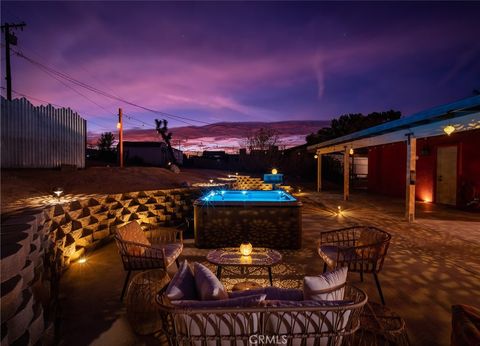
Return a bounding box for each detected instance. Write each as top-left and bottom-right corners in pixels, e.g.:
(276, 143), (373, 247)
(2, 1), (479, 150)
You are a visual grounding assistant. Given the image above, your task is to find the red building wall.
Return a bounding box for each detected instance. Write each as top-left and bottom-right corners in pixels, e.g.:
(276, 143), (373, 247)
(367, 142), (407, 198)
(367, 129), (480, 206)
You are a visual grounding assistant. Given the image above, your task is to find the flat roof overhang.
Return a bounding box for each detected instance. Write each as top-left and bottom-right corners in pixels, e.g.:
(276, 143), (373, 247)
(308, 95), (480, 155)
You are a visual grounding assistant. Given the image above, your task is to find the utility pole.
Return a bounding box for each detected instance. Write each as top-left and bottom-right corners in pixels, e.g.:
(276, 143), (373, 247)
(118, 108), (124, 168)
(1, 22), (26, 100)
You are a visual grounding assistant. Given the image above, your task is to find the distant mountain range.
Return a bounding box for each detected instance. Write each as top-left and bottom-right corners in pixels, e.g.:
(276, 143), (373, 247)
(88, 120), (329, 153)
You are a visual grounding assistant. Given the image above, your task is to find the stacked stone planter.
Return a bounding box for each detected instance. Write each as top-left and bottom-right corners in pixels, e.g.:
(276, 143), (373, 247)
(1, 187), (199, 345)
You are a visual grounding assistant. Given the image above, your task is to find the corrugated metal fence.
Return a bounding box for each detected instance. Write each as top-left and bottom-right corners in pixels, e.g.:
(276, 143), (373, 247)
(1, 97), (86, 168)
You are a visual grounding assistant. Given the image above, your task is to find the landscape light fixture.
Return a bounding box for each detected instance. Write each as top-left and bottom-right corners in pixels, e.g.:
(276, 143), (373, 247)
(337, 205), (343, 215)
(443, 125), (455, 136)
(209, 179), (213, 184)
(240, 242), (253, 256)
(271, 168), (278, 175)
(53, 187), (63, 199)
(78, 256), (87, 264)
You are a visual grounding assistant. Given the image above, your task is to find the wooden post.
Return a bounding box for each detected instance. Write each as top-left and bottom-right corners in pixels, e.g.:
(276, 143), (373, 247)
(343, 147), (350, 201)
(405, 135), (416, 222)
(118, 108), (124, 168)
(316, 152), (322, 192)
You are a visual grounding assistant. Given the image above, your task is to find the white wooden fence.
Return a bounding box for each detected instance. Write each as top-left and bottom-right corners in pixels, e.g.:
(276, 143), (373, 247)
(1, 97), (86, 168)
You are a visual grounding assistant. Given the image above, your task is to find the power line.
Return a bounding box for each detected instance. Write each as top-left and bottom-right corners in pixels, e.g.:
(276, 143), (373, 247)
(10, 47), (210, 126)
(36, 62), (115, 115)
(15, 40), (124, 101)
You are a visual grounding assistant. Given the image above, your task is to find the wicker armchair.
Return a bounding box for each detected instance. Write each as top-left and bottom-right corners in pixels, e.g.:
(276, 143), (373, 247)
(318, 226), (391, 305)
(157, 283), (368, 346)
(114, 221), (183, 300)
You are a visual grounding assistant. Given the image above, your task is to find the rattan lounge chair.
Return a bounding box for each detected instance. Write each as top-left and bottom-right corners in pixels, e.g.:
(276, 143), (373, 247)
(114, 221), (183, 300)
(318, 226), (391, 305)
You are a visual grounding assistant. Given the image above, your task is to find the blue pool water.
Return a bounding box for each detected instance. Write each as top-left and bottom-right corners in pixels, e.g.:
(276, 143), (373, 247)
(201, 190), (296, 202)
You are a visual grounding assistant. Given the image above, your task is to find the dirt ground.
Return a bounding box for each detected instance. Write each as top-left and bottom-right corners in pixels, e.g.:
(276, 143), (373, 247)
(1, 167), (229, 213)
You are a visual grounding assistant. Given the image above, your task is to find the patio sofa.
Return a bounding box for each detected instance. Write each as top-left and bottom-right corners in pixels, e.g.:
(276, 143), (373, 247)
(156, 261), (368, 345)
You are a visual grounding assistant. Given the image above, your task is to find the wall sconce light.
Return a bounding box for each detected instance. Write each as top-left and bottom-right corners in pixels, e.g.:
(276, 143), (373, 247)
(349, 148), (354, 155)
(209, 179), (213, 184)
(314, 154), (318, 159)
(443, 125), (455, 135)
(240, 242), (253, 256)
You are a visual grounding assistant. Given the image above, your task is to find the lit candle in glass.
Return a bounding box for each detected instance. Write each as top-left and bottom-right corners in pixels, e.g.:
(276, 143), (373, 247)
(240, 242), (253, 256)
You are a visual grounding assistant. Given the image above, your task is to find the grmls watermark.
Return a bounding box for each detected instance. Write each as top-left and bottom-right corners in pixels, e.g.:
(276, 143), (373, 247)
(249, 335), (288, 345)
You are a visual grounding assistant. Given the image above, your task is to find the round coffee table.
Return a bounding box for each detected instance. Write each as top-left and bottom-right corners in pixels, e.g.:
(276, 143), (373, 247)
(206, 248), (282, 286)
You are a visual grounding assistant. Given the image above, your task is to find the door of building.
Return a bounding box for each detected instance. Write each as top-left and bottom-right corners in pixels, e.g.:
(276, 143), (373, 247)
(436, 146), (457, 205)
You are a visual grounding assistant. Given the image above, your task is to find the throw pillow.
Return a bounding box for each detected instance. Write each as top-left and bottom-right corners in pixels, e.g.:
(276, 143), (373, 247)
(165, 260), (197, 301)
(194, 262), (229, 300)
(303, 266), (348, 301)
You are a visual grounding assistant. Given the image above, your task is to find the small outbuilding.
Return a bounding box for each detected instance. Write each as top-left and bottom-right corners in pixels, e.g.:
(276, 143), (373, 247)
(308, 95), (480, 221)
(123, 141), (183, 166)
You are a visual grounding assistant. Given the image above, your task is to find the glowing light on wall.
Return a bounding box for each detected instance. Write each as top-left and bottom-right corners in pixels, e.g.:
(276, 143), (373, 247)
(443, 125), (455, 135)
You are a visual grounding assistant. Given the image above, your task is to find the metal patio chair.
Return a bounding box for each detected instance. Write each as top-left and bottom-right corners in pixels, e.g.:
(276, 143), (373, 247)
(318, 226), (391, 305)
(114, 221), (183, 300)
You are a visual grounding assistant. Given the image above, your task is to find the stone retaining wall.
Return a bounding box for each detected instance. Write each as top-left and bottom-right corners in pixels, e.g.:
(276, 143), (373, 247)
(232, 175), (292, 192)
(0, 188), (199, 345)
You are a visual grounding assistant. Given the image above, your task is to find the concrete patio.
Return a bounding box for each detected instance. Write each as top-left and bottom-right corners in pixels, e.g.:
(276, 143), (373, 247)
(58, 190), (480, 345)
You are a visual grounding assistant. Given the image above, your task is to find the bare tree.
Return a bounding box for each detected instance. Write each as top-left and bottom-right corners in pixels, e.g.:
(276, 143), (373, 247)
(246, 128), (279, 152)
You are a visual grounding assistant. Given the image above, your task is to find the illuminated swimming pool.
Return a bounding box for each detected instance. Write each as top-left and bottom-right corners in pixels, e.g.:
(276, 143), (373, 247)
(194, 190), (302, 249)
(200, 190), (297, 203)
